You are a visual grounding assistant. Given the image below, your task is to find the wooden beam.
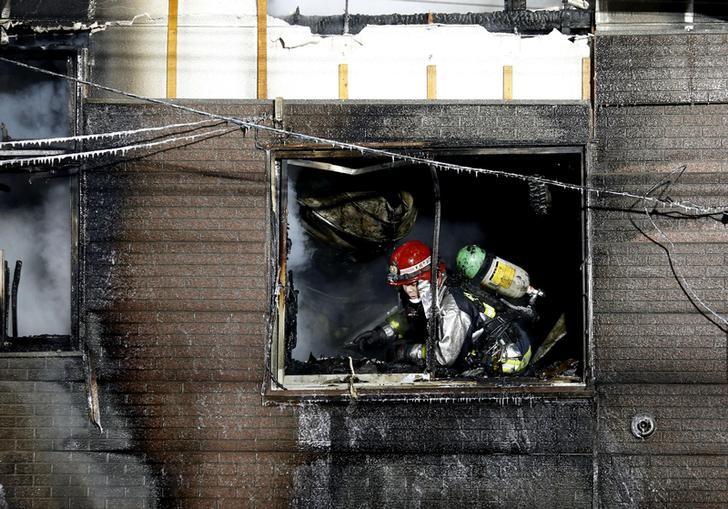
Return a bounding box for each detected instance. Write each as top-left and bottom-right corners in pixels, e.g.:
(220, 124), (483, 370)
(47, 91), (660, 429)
(0, 250), (4, 340)
(582, 57), (591, 102)
(338, 64), (348, 100)
(257, 0), (268, 99)
(165, 0), (179, 98)
(427, 65), (437, 100)
(10, 260), (20, 338)
(503, 65), (513, 101)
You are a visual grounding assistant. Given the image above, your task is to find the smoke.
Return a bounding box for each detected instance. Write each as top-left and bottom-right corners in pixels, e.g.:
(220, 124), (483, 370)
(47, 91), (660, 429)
(287, 166), (398, 360)
(286, 173), (318, 359)
(286, 173), (327, 359)
(286, 165), (490, 361)
(0, 59), (71, 336)
(0, 78), (67, 140)
(0, 177), (71, 335)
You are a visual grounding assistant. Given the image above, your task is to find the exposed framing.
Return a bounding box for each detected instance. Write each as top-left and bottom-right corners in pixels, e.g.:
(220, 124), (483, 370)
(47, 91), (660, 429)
(72, 48), (87, 350)
(265, 144), (592, 400)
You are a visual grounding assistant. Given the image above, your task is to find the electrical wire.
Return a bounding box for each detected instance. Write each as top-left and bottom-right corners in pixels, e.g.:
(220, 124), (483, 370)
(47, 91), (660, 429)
(626, 167), (728, 334)
(0, 119), (220, 148)
(1, 56), (725, 216)
(643, 207), (728, 332)
(0, 127), (237, 169)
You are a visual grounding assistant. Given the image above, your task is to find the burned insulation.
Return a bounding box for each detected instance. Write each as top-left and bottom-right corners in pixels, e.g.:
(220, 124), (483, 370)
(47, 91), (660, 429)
(282, 9), (593, 36)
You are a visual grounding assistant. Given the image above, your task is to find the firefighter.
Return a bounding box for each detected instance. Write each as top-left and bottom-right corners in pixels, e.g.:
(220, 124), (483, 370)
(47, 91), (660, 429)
(349, 240), (532, 375)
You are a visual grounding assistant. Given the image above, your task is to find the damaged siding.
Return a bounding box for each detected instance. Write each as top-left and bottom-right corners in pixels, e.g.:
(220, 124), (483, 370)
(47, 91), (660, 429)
(292, 401), (594, 507)
(62, 100), (595, 507)
(1, 22), (727, 509)
(0, 355), (159, 507)
(78, 1), (590, 101)
(593, 33), (728, 506)
(280, 9), (592, 36)
(79, 101), (297, 506)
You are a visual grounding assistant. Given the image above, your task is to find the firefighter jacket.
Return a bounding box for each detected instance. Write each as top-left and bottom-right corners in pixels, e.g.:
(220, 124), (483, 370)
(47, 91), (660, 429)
(380, 279), (531, 373)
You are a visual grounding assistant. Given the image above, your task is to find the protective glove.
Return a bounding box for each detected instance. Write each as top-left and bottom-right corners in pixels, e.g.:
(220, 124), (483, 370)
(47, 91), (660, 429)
(346, 327), (387, 353)
(388, 342), (426, 365)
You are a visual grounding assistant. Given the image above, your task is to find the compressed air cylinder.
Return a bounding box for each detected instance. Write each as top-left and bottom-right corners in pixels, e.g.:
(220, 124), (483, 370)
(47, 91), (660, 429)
(456, 245), (535, 299)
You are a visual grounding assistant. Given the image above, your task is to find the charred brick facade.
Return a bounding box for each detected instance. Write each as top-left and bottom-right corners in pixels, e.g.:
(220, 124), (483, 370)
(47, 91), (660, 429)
(0, 33), (727, 508)
(593, 33), (728, 507)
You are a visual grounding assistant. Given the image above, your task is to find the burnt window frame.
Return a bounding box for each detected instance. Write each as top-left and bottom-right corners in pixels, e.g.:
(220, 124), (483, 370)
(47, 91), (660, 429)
(265, 145), (592, 400)
(0, 47), (85, 353)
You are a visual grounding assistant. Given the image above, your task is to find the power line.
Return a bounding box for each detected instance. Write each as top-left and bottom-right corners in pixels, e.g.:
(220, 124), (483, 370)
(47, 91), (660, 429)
(626, 167), (728, 335)
(644, 207), (727, 331)
(1, 56), (726, 216)
(0, 127), (237, 169)
(0, 120), (221, 148)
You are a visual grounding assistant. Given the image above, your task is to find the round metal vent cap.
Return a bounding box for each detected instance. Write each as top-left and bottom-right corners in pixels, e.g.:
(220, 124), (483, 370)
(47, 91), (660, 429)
(631, 415), (656, 439)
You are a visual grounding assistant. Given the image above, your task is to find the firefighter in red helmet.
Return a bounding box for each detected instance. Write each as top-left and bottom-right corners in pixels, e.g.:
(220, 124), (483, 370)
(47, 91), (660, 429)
(349, 240), (478, 367)
(349, 240), (533, 375)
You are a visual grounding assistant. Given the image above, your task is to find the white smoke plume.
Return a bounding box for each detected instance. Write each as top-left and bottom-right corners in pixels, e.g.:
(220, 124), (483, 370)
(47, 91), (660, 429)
(0, 60), (71, 336)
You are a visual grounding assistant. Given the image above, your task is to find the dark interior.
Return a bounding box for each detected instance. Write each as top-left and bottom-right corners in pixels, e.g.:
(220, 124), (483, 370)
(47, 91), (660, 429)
(284, 150), (585, 381)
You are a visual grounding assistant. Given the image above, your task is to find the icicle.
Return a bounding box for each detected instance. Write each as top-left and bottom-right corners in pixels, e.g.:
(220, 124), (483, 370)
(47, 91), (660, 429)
(0, 127), (232, 170)
(0, 119), (217, 149)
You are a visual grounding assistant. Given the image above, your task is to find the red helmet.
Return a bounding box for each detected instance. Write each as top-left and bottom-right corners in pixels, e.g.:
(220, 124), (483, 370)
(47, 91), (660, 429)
(387, 240), (444, 286)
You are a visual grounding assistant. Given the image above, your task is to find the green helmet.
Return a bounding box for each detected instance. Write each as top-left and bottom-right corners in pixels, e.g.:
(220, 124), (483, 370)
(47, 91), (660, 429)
(456, 245), (486, 279)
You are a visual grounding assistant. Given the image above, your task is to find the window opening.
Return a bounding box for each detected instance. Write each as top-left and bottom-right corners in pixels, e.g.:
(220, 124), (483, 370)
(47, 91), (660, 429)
(272, 148), (587, 391)
(0, 54), (75, 351)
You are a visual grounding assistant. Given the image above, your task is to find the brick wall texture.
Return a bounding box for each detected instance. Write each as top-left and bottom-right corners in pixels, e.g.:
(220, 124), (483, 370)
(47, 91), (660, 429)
(0, 32), (726, 508)
(593, 33), (728, 508)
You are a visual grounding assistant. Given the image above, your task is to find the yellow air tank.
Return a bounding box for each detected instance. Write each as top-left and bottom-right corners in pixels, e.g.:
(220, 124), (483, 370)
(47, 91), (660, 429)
(455, 245), (542, 300)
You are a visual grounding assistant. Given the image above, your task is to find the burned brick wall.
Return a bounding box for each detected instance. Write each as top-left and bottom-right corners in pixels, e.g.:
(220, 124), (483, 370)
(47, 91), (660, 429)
(0, 356), (159, 508)
(1, 38), (725, 506)
(593, 33), (728, 506)
(78, 101), (300, 507)
(61, 101), (595, 508)
(279, 102), (593, 508)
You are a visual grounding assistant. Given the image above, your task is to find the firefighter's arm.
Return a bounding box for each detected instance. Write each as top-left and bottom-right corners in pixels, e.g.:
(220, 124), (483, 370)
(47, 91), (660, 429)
(345, 310), (409, 352)
(435, 302), (472, 367)
(379, 310), (409, 340)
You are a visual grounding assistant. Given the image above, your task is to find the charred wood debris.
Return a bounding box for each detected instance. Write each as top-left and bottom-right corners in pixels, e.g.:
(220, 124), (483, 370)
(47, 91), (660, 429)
(283, 7), (592, 36)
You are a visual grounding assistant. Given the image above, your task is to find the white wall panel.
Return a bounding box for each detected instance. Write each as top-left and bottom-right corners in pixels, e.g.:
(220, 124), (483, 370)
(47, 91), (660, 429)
(88, 7), (589, 101)
(90, 26), (168, 99)
(176, 26), (258, 99)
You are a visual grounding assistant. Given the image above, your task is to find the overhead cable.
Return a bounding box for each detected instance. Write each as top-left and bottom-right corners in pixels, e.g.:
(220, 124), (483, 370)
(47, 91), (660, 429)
(627, 167), (728, 334)
(1, 57), (726, 216)
(0, 119), (221, 148)
(644, 207), (728, 331)
(0, 127), (237, 169)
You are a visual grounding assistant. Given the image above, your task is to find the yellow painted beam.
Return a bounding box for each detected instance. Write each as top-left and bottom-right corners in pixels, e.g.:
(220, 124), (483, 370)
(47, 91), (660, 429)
(503, 65), (513, 101)
(257, 0), (268, 99)
(582, 57), (591, 101)
(338, 64), (349, 100)
(165, 0), (179, 99)
(427, 65), (437, 100)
